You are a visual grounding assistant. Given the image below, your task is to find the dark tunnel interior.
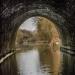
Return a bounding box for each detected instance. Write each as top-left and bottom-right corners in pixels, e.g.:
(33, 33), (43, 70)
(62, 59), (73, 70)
(0, 0), (75, 75)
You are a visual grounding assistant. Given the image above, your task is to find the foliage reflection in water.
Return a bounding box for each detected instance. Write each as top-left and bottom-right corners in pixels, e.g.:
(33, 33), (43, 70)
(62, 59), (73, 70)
(16, 45), (53, 75)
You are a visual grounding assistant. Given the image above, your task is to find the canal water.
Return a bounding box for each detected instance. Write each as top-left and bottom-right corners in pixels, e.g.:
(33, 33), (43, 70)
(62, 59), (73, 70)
(16, 45), (62, 75)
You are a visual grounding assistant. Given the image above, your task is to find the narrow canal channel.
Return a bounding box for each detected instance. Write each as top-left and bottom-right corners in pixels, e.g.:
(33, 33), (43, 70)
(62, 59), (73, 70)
(16, 46), (51, 75)
(16, 45), (62, 75)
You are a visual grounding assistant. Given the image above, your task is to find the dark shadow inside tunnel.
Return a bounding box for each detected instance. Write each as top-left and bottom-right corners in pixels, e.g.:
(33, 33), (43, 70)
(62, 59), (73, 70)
(8, 6), (72, 75)
(0, 3), (74, 75)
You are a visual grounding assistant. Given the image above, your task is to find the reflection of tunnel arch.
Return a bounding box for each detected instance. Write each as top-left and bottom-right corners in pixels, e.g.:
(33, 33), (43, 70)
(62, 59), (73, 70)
(10, 4), (70, 49)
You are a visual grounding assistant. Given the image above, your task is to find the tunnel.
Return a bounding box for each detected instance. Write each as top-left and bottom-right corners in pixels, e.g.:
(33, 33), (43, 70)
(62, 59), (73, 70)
(0, 0), (75, 75)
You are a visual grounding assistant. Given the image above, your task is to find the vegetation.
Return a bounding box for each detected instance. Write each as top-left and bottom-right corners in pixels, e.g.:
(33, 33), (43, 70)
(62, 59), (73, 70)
(15, 16), (61, 51)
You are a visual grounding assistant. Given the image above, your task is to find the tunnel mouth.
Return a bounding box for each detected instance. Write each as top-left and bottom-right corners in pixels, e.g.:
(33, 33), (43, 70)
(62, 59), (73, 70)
(9, 4), (71, 51)
(14, 16), (63, 75)
(15, 16), (62, 51)
(0, 3), (74, 75)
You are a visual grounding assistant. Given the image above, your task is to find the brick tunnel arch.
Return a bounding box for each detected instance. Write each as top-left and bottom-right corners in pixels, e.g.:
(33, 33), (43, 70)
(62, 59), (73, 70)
(0, 3), (74, 75)
(11, 15), (64, 75)
(9, 4), (70, 50)
(9, 5), (71, 75)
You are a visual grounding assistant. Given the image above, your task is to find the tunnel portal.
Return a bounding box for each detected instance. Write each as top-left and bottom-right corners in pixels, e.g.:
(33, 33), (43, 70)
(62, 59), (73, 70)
(0, 0), (75, 75)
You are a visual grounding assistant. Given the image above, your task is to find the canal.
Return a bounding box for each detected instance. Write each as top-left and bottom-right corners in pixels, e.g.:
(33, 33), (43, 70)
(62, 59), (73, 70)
(16, 45), (52, 75)
(1, 44), (75, 75)
(0, 15), (75, 75)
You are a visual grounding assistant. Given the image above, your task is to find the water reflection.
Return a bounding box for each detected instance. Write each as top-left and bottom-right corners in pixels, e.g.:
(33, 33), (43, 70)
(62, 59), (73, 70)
(16, 45), (52, 75)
